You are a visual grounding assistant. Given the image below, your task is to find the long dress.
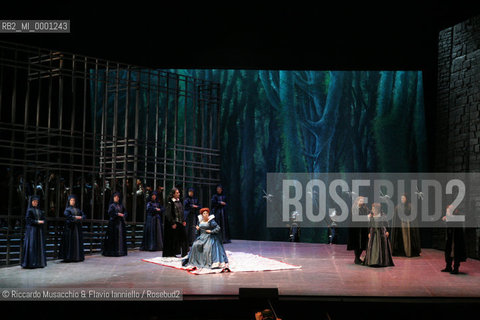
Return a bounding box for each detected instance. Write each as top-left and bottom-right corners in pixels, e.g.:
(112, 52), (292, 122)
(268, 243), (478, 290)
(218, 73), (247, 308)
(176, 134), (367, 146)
(102, 202), (128, 256)
(211, 193), (230, 243)
(390, 203), (421, 257)
(184, 195), (201, 246)
(21, 206), (47, 268)
(140, 201), (164, 251)
(59, 205), (86, 262)
(182, 215), (229, 269)
(347, 205), (369, 251)
(162, 198), (188, 257)
(364, 214), (395, 267)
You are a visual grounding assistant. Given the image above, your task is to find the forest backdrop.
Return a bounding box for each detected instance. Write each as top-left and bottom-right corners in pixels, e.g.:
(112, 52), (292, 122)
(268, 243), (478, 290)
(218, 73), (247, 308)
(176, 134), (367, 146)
(94, 70), (428, 243)
(178, 70), (427, 242)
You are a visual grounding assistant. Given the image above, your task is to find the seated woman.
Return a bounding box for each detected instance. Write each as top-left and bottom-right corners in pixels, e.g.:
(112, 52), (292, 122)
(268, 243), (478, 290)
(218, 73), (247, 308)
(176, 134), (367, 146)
(182, 208), (229, 270)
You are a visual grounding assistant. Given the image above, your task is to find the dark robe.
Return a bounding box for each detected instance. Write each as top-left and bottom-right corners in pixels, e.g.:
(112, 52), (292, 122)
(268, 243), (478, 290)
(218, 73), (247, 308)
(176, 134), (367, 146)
(162, 198), (188, 257)
(102, 202), (128, 256)
(21, 206), (47, 268)
(390, 203), (421, 257)
(347, 205), (369, 251)
(364, 214), (395, 267)
(444, 215), (467, 268)
(184, 196), (201, 246)
(59, 205), (86, 262)
(140, 201), (164, 251)
(211, 193), (230, 243)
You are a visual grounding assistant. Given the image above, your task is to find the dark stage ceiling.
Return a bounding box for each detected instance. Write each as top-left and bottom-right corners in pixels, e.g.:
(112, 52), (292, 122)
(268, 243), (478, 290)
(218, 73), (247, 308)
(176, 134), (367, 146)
(1, 2), (479, 70)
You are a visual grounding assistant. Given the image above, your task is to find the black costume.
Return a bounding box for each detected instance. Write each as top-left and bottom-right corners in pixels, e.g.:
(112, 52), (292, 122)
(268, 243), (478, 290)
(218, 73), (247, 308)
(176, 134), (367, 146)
(184, 188), (201, 246)
(442, 209), (467, 274)
(21, 195), (47, 268)
(163, 195), (189, 257)
(140, 191), (164, 251)
(347, 203), (369, 264)
(102, 192), (128, 257)
(390, 202), (421, 257)
(59, 195), (86, 262)
(211, 185), (230, 243)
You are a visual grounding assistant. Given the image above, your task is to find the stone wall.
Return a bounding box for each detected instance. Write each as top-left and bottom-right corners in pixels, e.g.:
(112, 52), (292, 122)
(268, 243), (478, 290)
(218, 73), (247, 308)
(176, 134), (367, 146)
(435, 15), (480, 258)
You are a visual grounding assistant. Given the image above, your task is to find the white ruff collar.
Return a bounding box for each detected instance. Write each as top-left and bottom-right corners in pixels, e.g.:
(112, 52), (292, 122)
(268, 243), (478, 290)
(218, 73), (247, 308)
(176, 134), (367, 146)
(172, 198), (179, 202)
(198, 214), (215, 223)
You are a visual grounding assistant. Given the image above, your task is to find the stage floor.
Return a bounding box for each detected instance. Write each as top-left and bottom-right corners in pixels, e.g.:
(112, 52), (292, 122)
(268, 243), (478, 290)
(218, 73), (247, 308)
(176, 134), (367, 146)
(1, 240), (480, 298)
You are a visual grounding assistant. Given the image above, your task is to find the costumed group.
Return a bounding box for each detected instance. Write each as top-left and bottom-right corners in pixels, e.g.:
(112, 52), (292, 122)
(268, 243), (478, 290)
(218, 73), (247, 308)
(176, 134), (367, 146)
(21, 184), (231, 272)
(21, 188), (466, 275)
(346, 195), (466, 274)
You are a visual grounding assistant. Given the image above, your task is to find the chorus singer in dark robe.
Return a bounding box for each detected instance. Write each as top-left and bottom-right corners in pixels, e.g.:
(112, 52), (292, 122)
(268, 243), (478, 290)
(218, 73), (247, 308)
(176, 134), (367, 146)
(441, 204), (467, 274)
(211, 184), (230, 243)
(163, 187), (189, 257)
(364, 202), (394, 267)
(59, 195), (86, 262)
(347, 196), (369, 264)
(390, 194), (421, 257)
(140, 191), (164, 251)
(184, 187), (201, 246)
(21, 195), (47, 268)
(102, 192), (128, 257)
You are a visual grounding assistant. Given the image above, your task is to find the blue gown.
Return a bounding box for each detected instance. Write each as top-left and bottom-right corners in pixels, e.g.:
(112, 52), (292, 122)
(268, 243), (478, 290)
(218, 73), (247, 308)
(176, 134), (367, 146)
(183, 196), (201, 246)
(59, 205), (86, 262)
(182, 215), (229, 269)
(21, 206), (47, 268)
(140, 201), (164, 251)
(102, 202), (128, 256)
(211, 193), (230, 243)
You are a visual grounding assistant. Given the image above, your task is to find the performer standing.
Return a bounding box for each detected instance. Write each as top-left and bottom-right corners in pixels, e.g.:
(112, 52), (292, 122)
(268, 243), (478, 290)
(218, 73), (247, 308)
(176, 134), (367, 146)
(364, 203), (394, 267)
(182, 208), (229, 270)
(59, 195), (86, 262)
(162, 187), (188, 257)
(347, 196), (369, 264)
(102, 191), (128, 257)
(21, 195), (47, 268)
(441, 204), (467, 274)
(140, 191), (164, 251)
(211, 184), (230, 243)
(391, 194), (421, 257)
(184, 187), (201, 246)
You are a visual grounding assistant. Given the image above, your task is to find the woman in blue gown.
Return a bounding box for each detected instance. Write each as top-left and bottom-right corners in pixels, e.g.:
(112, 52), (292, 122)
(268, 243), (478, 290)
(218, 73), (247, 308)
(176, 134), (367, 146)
(21, 195), (47, 268)
(102, 192), (128, 257)
(140, 191), (164, 251)
(211, 184), (230, 243)
(182, 208), (229, 270)
(59, 195), (86, 262)
(184, 187), (201, 246)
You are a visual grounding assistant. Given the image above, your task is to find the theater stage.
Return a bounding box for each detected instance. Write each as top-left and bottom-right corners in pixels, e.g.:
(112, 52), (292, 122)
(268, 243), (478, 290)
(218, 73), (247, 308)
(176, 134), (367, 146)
(1, 240), (479, 298)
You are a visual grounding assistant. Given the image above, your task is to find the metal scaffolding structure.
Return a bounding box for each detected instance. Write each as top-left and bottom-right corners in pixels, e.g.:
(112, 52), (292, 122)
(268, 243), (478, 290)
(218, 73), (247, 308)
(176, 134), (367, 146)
(0, 41), (221, 266)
